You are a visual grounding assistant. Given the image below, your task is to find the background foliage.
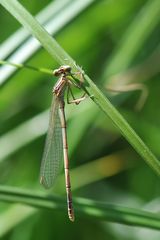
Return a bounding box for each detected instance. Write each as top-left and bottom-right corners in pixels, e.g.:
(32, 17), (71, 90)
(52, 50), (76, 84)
(0, 0), (160, 239)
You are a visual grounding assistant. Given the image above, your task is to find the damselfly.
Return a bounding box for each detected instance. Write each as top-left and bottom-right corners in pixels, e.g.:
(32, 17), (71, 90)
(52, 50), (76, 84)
(40, 65), (86, 221)
(0, 60), (86, 221)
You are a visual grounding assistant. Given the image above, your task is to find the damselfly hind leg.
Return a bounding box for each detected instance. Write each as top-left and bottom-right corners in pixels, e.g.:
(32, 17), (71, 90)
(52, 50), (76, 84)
(67, 85), (87, 105)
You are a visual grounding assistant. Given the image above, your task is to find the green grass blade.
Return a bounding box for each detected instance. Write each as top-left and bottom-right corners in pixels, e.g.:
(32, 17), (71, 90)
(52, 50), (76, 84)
(0, 205), (37, 238)
(0, 0), (71, 59)
(0, 186), (160, 230)
(0, 0), (95, 86)
(85, 75), (160, 175)
(0, 60), (52, 75)
(1, 0), (160, 176)
(105, 0), (160, 77)
(0, 0), (94, 69)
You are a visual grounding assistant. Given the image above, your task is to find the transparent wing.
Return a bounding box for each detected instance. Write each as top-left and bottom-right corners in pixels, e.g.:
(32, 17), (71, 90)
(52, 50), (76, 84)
(40, 96), (63, 188)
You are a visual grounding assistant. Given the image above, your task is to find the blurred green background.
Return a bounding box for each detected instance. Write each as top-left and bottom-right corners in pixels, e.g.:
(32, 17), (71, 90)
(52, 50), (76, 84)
(0, 0), (160, 239)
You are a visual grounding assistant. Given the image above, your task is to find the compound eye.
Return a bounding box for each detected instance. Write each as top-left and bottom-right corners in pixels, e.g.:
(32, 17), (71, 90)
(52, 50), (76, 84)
(66, 66), (71, 72)
(53, 65), (71, 76)
(62, 65), (71, 73)
(53, 69), (60, 76)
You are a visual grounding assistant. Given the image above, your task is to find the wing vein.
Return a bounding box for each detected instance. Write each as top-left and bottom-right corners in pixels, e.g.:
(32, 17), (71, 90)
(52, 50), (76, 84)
(40, 95), (63, 188)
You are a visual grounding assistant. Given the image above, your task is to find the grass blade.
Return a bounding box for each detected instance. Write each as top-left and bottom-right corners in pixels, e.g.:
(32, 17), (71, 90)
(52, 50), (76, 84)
(105, 0), (160, 77)
(0, 186), (160, 230)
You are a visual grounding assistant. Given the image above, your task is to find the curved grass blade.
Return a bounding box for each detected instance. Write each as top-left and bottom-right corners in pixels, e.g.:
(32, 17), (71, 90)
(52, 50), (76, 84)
(40, 96), (63, 188)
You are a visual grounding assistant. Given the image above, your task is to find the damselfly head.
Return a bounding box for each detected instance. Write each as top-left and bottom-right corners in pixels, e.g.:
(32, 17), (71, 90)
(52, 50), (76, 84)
(53, 65), (71, 76)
